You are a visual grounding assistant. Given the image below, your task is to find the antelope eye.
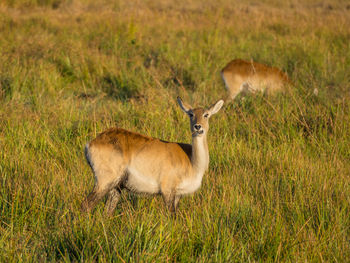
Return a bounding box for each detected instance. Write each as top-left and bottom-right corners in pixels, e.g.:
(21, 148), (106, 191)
(188, 112), (194, 118)
(204, 113), (209, 118)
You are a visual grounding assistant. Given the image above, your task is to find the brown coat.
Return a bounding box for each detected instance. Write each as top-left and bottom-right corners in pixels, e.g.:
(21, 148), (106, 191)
(221, 59), (291, 101)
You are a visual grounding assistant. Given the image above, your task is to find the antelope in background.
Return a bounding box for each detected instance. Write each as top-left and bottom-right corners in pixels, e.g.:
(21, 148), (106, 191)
(81, 97), (224, 215)
(221, 59), (291, 102)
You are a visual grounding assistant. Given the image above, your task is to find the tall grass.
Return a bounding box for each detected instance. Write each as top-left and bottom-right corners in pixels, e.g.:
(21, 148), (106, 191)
(0, 0), (349, 261)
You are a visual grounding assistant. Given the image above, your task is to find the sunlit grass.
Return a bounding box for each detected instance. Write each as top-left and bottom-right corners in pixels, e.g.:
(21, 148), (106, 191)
(0, 0), (349, 261)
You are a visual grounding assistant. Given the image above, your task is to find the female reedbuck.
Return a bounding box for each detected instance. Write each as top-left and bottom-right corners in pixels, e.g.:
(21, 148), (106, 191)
(221, 59), (291, 102)
(81, 97), (224, 215)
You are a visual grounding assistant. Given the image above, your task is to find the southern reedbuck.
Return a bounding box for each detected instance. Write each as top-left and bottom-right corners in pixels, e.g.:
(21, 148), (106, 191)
(221, 59), (291, 102)
(81, 97), (224, 215)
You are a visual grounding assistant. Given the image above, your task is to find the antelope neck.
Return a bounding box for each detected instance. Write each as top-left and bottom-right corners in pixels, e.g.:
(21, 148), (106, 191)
(191, 134), (209, 175)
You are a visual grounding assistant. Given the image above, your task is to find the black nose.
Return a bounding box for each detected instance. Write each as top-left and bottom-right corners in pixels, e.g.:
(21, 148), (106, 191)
(194, 124), (201, 130)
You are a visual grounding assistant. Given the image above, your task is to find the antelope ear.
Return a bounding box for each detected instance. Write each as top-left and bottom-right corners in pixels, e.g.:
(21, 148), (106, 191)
(207, 99), (224, 116)
(177, 97), (192, 113)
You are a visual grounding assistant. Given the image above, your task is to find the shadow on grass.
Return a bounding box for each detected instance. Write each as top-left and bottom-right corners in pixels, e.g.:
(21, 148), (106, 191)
(43, 228), (99, 261)
(165, 66), (196, 91)
(101, 74), (141, 102)
(0, 76), (13, 100)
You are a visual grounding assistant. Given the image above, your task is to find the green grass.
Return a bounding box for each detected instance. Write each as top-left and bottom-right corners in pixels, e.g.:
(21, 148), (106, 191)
(0, 0), (349, 261)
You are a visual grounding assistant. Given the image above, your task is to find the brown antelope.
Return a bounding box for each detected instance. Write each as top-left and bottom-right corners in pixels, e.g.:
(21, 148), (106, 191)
(81, 97), (224, 215)
(221, 59), (291, 102)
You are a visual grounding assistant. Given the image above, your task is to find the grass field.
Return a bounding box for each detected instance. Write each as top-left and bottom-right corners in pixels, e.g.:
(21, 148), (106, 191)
(0, 0), (350, 261)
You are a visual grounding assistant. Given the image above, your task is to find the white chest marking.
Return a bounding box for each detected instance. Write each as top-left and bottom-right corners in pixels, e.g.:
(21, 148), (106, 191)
(177, 173), (204, 195)
(125, 167), (160, 194)
(176, 137), (207, 195)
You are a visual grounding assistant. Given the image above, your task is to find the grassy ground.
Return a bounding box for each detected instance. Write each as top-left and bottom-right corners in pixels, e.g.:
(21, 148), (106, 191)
(0, 0), (349, 261)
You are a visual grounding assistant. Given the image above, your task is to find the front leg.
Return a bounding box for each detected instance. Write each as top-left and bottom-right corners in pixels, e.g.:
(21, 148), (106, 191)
(174, 195), (181, 211)
(162, 192), (176, 214)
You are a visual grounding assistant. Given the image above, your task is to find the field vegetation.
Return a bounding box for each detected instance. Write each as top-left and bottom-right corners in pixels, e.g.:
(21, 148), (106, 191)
(0, 0), (349, 261)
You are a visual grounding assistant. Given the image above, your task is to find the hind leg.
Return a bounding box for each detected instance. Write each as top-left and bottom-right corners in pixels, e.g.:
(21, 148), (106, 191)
(82, 168), (127, 214)
(81, 169), (125, 213)
(221, 73), (243, 102)
(104, 188), (122, 216)
(81, 185), (110, 212)
(82, 146), (126, 213)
